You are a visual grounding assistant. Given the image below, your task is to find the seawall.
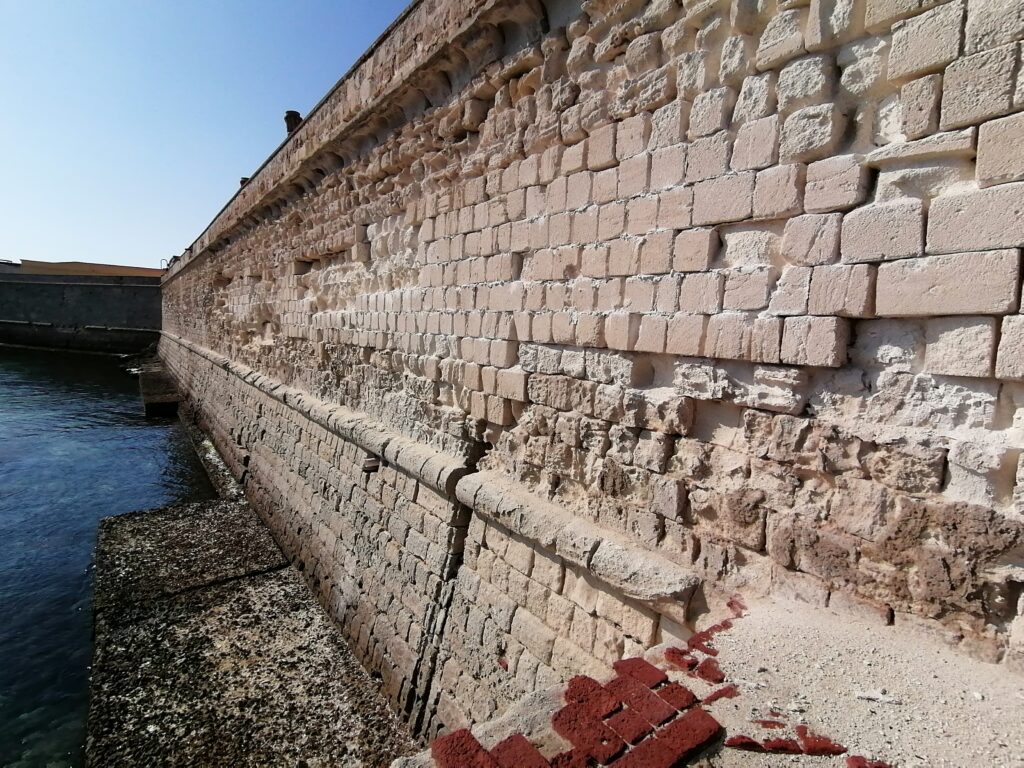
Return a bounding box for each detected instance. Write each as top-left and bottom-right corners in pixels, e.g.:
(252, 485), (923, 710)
(0, 273), (160, 353)
(160, 0), (1024, 744)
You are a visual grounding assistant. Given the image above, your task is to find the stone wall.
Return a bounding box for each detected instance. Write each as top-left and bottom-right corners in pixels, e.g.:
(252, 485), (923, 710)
(161, 0), (1024, 740)
(0, 273), (161, 352)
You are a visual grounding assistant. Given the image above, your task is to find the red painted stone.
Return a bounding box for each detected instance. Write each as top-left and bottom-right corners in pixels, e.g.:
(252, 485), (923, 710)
(497, 656), (509, 671)
(702, 683), (739, 704)
(606, 706), (654, 745)
(795, 725), (847, 756)
(657, 681), (698, 710)
(613, 737), (677, 768)
(605, 675), (676, 726)
(613, 657), (669, 688)
(431, 729), (500, 768)
(752, 719), (786, 730)
(664, 647), (698, 671)
(727, 594), (748, 618)
(564, 675), (621, 719)
(490, 734), (550, 768)
(724, 734), (765, 751)
(761, 737), (803, 754)
(692, 658), (726, 684)
(845, 757), (893, 768)
(551, 703), (625, 764)
(656, 706), (722, 758)
(549, 748), (595, 767)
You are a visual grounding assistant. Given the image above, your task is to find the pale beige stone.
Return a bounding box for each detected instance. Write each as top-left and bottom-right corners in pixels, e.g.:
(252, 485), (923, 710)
(865, 128), (977, 167)
(731, 115), (780, 171)
(689, 87), (736, 138)
(781, 104), (846, 163)
(940, 44), (1017, 130)
(757, 9), (807, 71)
(650, 145), (687, 190)
(720, 35), (756, 86)
(723, 266), (776, 310)
(777, 54), (836, 114)
(616, 113), (652, 160)
(781, 315), (849, 366)
(673, 228), (719, 271)
(808, 263), (876, 316)
(807, 0), (861, 51)
(927, 182), (1024, 253)
(605, 312), (641, 350)
(679, 272), (724, 313)
(588, 123), (617, 171)
(782, 212), (842, 265)
(618, 153), (651, 197)
(768, 265), (812, 315)
(924, 316), (997, 377)
(995, 315), (1024, 380)
(692, 172), (756, 226)
(965, 0), (1024, 55)
(902, 75), (941, 139)
(754, 163), (805, 219)
(733, 73), (777, 125)
(841, 199), (924, 263)
(876, 250), (1021, 316)
(888, 1), (964, 81)
(650, 99), (691, 149)
(666, 314), (706, 355)
(865, 0), (923, 30)
(976, 112), (1024, 187)
(635, 314), (668, 353)
(657, 186), (693, 229)
(685, 132), (731, 182)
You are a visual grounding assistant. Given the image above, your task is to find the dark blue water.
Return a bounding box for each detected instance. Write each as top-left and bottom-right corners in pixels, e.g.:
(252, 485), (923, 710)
(0, 347), (215, 767)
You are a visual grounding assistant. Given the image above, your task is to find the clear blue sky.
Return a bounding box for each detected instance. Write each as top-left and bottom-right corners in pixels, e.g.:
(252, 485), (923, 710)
(0, 0), (410, 268)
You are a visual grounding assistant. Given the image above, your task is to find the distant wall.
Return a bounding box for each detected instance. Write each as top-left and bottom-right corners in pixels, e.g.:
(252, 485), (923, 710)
(0, 273), (161, 353)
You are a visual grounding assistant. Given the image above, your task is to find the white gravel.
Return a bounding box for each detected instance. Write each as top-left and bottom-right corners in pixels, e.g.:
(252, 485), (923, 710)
(688, 597), (1024, 768)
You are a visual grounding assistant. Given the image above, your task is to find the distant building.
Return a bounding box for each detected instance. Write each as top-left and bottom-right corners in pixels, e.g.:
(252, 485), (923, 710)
(15, 259), (164, 278)
(0, 260), (18, 274)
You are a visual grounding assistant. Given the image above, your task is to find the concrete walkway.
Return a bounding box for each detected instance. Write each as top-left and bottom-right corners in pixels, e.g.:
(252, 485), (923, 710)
(87, 500), (415, 767)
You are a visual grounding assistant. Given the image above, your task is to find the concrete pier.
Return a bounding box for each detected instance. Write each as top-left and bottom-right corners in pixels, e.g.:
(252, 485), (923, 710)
(87, 500), (415, 767)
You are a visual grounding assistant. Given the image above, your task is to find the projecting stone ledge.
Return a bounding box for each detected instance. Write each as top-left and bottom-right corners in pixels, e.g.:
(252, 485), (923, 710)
(87, 500), (415, 767)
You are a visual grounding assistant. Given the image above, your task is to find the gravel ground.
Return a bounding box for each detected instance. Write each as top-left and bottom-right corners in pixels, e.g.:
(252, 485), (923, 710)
(88, 502), (415, 767)
(688, 597), (1024, 768)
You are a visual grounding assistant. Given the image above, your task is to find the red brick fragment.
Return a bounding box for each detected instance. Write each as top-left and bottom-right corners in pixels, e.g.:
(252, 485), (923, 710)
(657, 681), (698, 710)
(761, 737), (803, 754)
(846, 757), (892, 768)
(606, 675), (676, 725)
(727, 594), (748, 618)
(564, 675), (620, 718)
(657, 706), (723, 758)
(702, 684), (739, 704)
(795, 725), (847, 756)
(606, 706), (654, 744)
(692, 658), (726, 684)
(431, 729), (500, 768)
(664, 647), (698, 671)
(549, 748), (595, 768)
(490, 734), (550, 768)
(497, 656), (509, 671)
(752, 719), (786, 730)
(725, 734), (765, 751)
(687, 620), (732, 656)
(613, 657), (669, 688)
(613, 736), (677, 768)
(551, 703), (625, 764)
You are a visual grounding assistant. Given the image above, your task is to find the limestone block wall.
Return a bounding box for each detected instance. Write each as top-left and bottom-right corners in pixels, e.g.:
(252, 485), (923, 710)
(162, 0), (1024, 739)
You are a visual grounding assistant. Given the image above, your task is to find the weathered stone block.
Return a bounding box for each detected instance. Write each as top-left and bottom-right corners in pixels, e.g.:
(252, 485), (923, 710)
(888, 1), (964, 81)
(782, 212), (842, 265)
(976, 112), (1024, 187)
(781, 315), (849, 366)
(808, 263), (876, 316)
(692, 173), (755, 225)
(924, 316), (997, 377)
(804, 154), (868, 211)
(995, 315), (1024, 380)
(927, 183), (1024, 253)
(780, 104), (846, 163)
(940, 44), (1017, 130)
(876, 250), (1021, 316)
(840, 198), (924, 263)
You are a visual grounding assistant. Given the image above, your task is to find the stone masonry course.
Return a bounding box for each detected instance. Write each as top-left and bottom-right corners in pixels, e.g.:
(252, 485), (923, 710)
(159, 0), (1024, 757)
